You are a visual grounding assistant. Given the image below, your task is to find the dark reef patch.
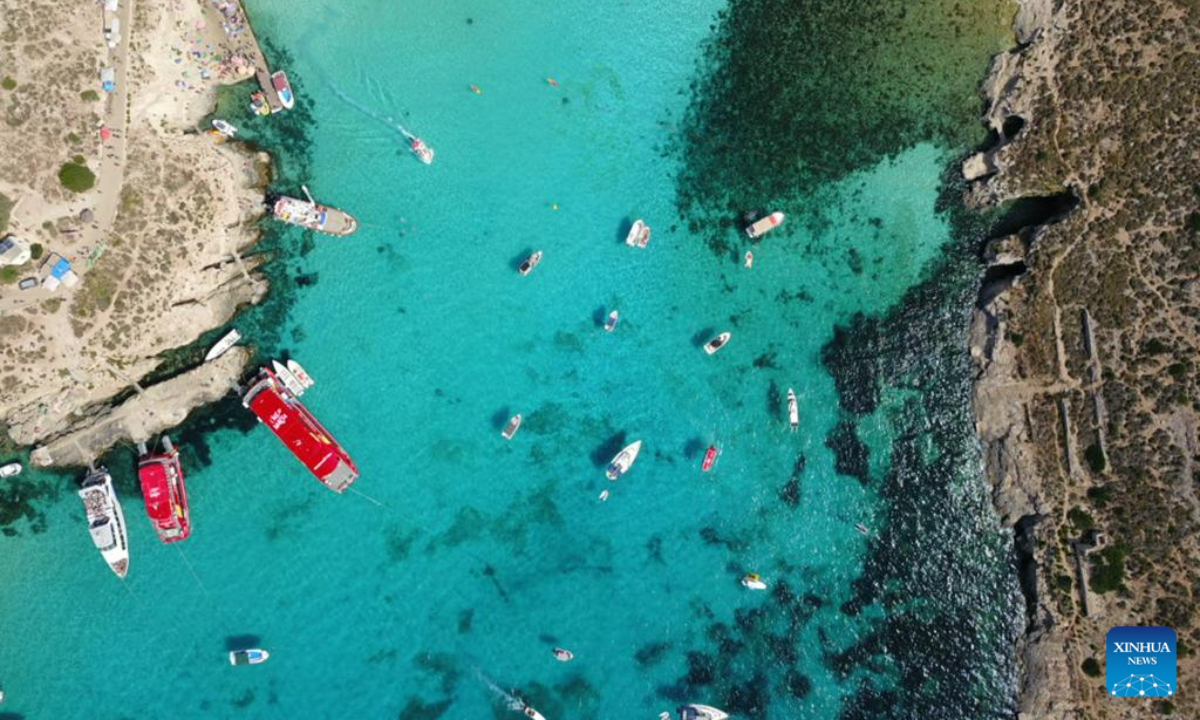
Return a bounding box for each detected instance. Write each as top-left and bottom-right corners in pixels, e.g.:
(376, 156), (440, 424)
(397, 697), (452, 720)
(825, 418), (871, 483)
(635, 641), (673, 667)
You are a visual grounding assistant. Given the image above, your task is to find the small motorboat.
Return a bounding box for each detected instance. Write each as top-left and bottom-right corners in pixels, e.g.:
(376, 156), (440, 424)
(703, 332), (731, 355)
(624, 219), (651, 248)
(518, 251), (543, 276)
(679, 705), (731, 720)
(552, 647), (574, 662)
(787, 388), (799, 431)
(606, 440), (643, 480)
(521, 704), (546, 720)
(270, 70), (294, 110)
(249, 90), (271, 116)
(211, 119), (237, 137)
(411, 137), (435, 164)
(741, 573), (767, 590)
(604, 310), (619, 332)
(0, 462), (21, 478)
(502, 414), (522, 440)
(599, 489), (610, 501)
(470, 84), (483, 95)
(546, 77), (559, 87)
(855, 523), (870, 536)
(745, 211), (785, 239)
(744, 251), (754, 268)
(205, 328), (241, 362)
(229, 648), (270, 666)
(701, 446), (719, 472)
(286, 359), (315, 389)
(271, 360), (307, 397)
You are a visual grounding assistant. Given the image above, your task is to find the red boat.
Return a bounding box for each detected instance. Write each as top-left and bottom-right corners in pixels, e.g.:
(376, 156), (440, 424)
(242, 368), (359, 492)
(138, 436), (191, 543)
(701, 445), (719, 472)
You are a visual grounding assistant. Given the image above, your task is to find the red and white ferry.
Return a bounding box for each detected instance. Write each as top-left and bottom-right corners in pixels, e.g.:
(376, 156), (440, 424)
(242, 367), (359, 493)
(138, 436), (191, 543)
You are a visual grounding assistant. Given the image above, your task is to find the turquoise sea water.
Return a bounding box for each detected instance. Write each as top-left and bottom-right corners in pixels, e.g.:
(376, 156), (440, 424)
(0, 1), (1019, 718)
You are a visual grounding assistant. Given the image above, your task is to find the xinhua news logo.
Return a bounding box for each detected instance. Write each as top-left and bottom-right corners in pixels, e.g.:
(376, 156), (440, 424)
(1107, 626), (1176, 698)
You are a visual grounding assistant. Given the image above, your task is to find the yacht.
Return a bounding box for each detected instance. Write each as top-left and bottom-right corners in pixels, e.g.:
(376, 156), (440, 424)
(205, 328), (241, 362)
(79, 467), (129, 578)
(606, 440), (643, 480)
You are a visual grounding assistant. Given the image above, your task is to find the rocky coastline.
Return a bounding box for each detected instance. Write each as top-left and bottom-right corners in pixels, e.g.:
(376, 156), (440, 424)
(967, 0), (1200, 717)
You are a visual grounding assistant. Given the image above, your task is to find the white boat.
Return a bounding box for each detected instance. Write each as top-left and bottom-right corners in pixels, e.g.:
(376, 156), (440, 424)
(211, 119), (238, 137)
(518, 251), (543, 276)
(598, 489), (610, 501)
(605, 440), (643, 480)
(271, 360), (307, 397)
(744, 251), (754, 268)
(745, 211), (785, 239)
(205, 328), (241, 362)
(79, 467), (129, 578)
(502, 414), (522, 440)
(703, 332), (731, 355)
(229, 648), (270, 665)
(679, 705), (730, 720)
(521, 707), (546, 720)
(0, 462), (21, 478)
(741, 573), (767, 590)
(411, 138), (435, 164)
(286, 359), (315, 388)
(604, 311), (619, 332)
(271, 70), (294, 110)
(624, 219), (650, 248)
(855, 523), (870, 536)
(787, 388), (799, 431)
(552, 647), (574, 662)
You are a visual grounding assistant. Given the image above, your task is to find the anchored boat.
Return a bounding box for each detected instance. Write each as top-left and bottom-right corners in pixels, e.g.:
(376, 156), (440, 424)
(606, 440), (643, 480)
(229, 649), (270, 666)
(212, 119), (237, 137)
(552, 647), (574, 662)
(272, 360), (307, 397)
(701, 446), (719, 472)
(787, 388), (799, 430)
(518, 251), (543, 276)
(138, 436), (191, 544)
(286, 359), (315, 389)
(604, 310), (619, 332)
(678, 705), (730, 720)
(624, 219), (651, 248)
(741, 573), (767, 590)
(271, 193), (358, 236)
(502, 414), (522, 440)
(703, 332), (731, 355)
(0, 462), (21, 478)
(242, 367), (359, 493)
(79, 467), (129, 578)
(270, 70), (294, 110)
(205, 328), (241, 362)
(745, 211), (784, 239)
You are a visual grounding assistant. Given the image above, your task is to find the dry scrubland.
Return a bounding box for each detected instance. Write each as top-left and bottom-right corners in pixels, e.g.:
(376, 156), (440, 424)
(0, 0), (267, 452)
(970, 0), (1200, 717)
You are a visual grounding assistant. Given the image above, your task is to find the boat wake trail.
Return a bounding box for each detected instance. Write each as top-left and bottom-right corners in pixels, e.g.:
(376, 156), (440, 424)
(328, 83), (417, 142)
(475, 668), (524, 711)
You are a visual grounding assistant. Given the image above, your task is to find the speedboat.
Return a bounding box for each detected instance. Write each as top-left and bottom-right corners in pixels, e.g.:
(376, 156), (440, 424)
(502, 414), (522, 440)
(679, 705), (730, 720)
(271, 360), (307, 397)
(270, 70), (294, 110)
(605, 440), (643, 480)
(229, 648), (270, 665)
(205, 328), (241, 362)
(138, 436), (191, 543)
(249, 90), (271, 116)
(211, 119), (237, 137)
(701, 446), (718, 472)
(787, 388), (799, 430)
(604, 310), (619, 332)
(703, 332), (731, 355)
(0, 462), (21, 478)
(745, 211), (784, 239)
(518, 251), (543, 276)
(522, 707), (546, 720)
(411, 138), (435, 164)
(286, 359), (315, 389)
(741, 573), (767, 590)
(552, 647), (574, 662)
(79, 467), (129, 578)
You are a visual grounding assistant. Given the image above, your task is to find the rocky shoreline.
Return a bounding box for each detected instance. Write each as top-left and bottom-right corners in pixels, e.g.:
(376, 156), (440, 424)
(967, 0), (1200, 717)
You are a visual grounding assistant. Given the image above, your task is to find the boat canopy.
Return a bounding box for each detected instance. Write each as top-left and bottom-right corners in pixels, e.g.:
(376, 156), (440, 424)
(139, 462), (174, 521)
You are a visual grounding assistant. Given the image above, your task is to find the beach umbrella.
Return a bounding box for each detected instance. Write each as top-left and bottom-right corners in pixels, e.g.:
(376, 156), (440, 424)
(100, 126), (112, 141)
(80, 209), (95, 223)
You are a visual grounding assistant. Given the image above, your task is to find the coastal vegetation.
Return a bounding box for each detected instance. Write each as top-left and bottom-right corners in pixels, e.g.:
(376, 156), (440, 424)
(0, 191), (12, 233)
(57, 160), (95, 192)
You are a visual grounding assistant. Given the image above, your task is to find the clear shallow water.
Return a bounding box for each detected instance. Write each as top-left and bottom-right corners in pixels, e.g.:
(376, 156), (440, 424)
(0, 1), (1017, 718)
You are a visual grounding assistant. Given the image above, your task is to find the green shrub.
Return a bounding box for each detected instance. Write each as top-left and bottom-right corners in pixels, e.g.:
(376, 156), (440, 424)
(29, 243), (43, 260)
(80, 90), (100, 102)
(1156, 699), (1175, 715)
(1187, 212), (1200, 234)
(1144, 338), (1168, 354)
(1167, 362), (1186, 378)
(66, 132), (81, 145)
(1, 77), (15, 91)
(1087, 485), (1113, 508)
(0, 266), (19, 284)
(58, 162), (95, 193)
(1084, 443), (1107, 473)
(1068, 506), (1095, 531)
(0, 191), (12, 234)
(1090, 545), (1126, 594)
(1008, 331), (1025, 347)
(1055, 574), (1073, 591)
(71, 154), (85, 164)
(1081, 657), (1101, 677)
